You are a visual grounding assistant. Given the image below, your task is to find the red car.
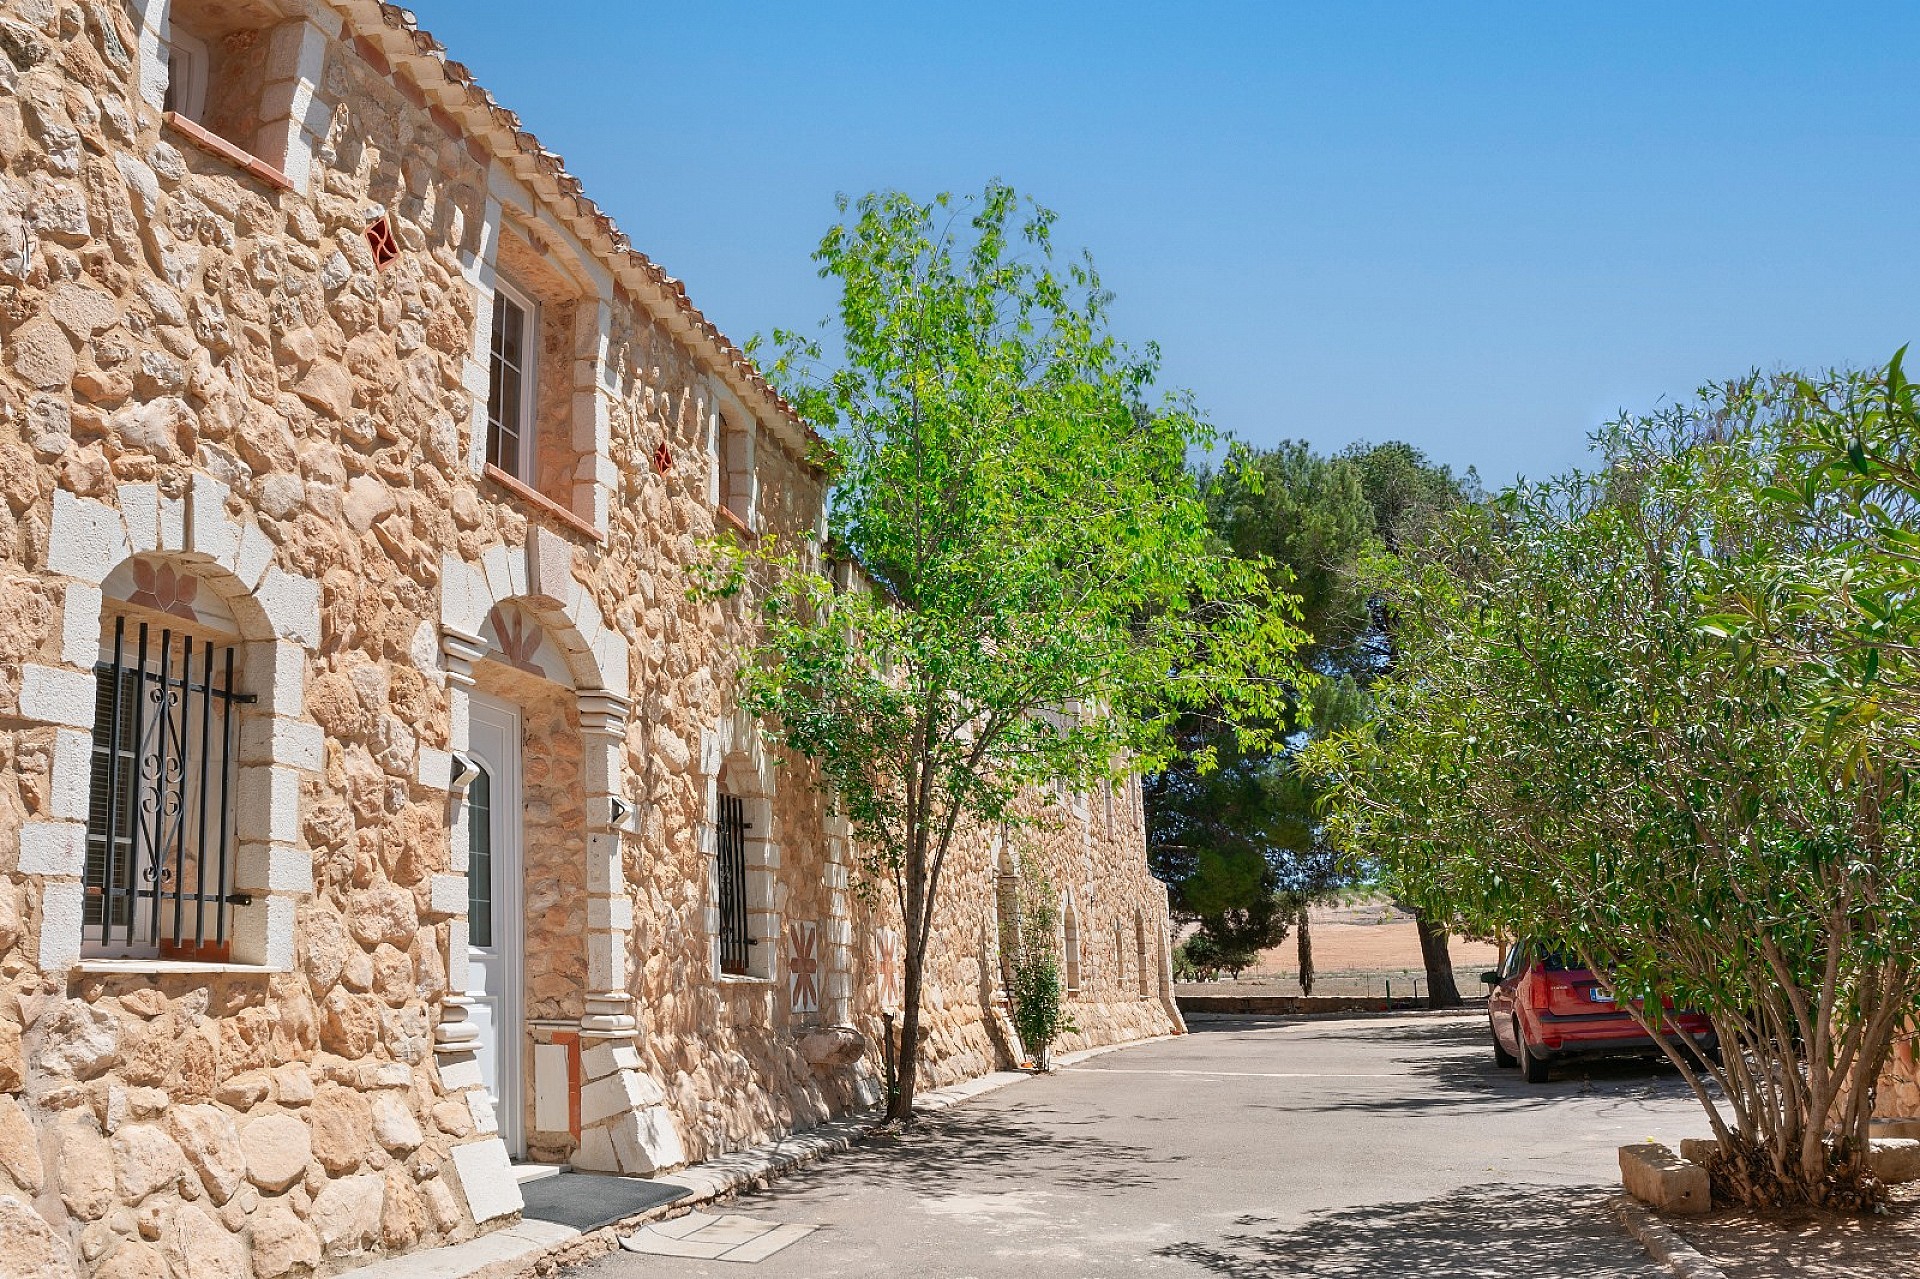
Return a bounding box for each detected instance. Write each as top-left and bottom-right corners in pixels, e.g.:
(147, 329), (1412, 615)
(1482, 942), (1717, 1082)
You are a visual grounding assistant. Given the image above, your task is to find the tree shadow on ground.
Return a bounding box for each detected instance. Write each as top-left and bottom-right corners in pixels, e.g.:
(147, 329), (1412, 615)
(1208, 1016), (1704, 1121)
(1665, 1188), (1920, 1279)
(1158, 1183), (1659, 1278)
(732, 1103), (1184, 1205)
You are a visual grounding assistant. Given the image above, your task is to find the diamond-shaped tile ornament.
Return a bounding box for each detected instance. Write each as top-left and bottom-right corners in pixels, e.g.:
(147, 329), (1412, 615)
(788, 921), (820, 1015)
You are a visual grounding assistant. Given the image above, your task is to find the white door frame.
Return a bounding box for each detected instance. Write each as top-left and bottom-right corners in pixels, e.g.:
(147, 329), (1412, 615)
(467, 693), (525, 1158)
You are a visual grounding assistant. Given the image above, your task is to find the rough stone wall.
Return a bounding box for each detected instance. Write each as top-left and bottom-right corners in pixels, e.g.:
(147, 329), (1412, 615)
(0, 0), (1182, 1273)
(830, 779), (1182, 1101)
(1877, 1028), (1920, 1119)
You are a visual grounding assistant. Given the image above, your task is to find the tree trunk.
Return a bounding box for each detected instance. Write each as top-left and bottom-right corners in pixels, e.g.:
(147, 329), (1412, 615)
(1414, 911), (1462, 1008)
(1296, 906), (1314, 996)
(886, 941), (925, 1125)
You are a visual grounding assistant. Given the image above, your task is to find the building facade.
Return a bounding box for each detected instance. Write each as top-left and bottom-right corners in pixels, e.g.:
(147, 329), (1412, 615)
(0, 1), (1182, 1273)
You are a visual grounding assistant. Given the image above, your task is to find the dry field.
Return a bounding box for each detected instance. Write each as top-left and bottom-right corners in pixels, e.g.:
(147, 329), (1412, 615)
(1176, 897), (1501, 1000)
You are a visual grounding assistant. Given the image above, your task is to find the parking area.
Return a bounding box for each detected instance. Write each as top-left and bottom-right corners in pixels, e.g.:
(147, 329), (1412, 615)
(578, 1012), (1703, 1277)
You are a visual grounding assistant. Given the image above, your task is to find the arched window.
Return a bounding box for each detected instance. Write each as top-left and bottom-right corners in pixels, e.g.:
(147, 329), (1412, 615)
(86, 562), (248, 961)
(995, 839), (1020, 997)
(1063, 900), (1081, 996)
(1136, 912), (1150, 997)
(715, 789), (750, 975)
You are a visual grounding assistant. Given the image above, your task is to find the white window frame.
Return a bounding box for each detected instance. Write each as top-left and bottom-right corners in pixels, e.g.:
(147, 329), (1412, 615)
(160, 25), (210, 124)
(486, 277), (539, 484)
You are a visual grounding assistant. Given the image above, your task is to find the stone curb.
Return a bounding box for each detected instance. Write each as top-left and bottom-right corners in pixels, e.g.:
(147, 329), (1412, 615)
(340, 1033), (1182, 1279)
(1614, 1195), (1731, 1279)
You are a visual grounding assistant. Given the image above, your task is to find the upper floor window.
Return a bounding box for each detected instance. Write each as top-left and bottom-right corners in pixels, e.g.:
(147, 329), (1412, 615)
(714, 408), (755, 531)
(486, 279), (537, 481)
(148, 0), (316, 190)
(476, 226), (604, 538)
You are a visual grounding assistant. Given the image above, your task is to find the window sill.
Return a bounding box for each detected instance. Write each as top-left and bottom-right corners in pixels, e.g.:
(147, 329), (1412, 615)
(77, 958), (284, 975)
(715, 505), (757, 541)
(483, 464), (605, 545)
(162, 112), (294, 192)
(715, 972), (776, 987)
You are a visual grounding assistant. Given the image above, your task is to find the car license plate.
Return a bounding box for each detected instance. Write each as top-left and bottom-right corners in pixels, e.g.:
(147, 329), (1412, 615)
(1590, 987), (1614, 1003)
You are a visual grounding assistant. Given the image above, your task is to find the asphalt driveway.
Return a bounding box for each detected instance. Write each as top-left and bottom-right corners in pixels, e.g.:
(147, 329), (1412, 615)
(580, 1012), (1704, 1277)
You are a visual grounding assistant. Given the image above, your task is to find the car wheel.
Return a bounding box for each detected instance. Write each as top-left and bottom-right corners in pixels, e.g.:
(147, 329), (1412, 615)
(1517, 1018), (1550, 1083)
(1492, 1020), (1518, 1068)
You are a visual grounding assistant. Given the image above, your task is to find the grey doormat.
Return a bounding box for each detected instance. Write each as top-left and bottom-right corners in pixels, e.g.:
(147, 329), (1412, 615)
(518, 1170), (693, 1231)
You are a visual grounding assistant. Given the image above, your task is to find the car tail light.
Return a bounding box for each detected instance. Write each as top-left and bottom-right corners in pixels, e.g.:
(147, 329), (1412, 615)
(1524, 970), (1557, 1010)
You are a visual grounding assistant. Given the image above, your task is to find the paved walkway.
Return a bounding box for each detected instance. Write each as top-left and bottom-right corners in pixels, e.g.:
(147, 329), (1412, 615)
(578, 1013), (1707, 1277)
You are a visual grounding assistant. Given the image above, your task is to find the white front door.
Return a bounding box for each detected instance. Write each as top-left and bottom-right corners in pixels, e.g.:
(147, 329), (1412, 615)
(466, 694), (524, 1158)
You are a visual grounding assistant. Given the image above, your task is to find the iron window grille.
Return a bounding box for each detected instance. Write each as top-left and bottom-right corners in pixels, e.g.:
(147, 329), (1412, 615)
(85, 618), (253, 961)
(716, 793), (752, 975)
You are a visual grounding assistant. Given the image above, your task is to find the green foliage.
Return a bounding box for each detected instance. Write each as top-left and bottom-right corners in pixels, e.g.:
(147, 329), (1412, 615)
(1727, 351), (1920, 763)
(1308, 371), (1920, 1209)
(712, 184), (1309, 1119)
(1147, 440), (1475, 991)
(1004, 876), (1076, 1063)
(1178, 846), (1295, 970)
(1173, 933), (1229, 982)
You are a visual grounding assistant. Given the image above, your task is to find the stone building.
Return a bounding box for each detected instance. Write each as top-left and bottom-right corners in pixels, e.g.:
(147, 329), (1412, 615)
(0, 1), (1183, 1274)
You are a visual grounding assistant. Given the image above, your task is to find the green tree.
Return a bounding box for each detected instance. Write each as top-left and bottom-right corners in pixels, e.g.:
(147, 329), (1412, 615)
(1311, 382), (1920, 1209)
(719, 185), (1308, 1123)
(1147, 440), (1475, 1003)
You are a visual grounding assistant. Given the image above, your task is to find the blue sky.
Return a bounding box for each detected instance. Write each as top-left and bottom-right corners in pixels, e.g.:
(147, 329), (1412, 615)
(404, 2), (1919, 487)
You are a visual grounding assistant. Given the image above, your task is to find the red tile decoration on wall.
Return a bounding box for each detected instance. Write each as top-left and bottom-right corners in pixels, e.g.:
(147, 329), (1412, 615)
(653, 442), (673, 474)
(874, 929), (903, 1012)
(366, 215), (400, 269)
(487, 604), (545, 677)
(127, 560), (201, 622)
(788, 921), (820, 1015)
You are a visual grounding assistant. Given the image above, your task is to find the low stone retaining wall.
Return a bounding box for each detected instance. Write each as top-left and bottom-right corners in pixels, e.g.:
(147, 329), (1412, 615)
(1178, 994), (1424, 1016)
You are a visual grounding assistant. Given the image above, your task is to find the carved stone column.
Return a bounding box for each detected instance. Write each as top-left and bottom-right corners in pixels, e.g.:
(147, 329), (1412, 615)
(433, 624), (522, 1219)
(571, 689), (685, 1174)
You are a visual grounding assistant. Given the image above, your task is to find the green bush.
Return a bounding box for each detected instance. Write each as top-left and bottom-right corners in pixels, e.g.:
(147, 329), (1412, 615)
(1005, 875), (1077, 1066)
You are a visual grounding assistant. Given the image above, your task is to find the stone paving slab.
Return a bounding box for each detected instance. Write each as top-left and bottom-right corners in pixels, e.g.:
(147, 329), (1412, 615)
(620, 1212), (820, 1263)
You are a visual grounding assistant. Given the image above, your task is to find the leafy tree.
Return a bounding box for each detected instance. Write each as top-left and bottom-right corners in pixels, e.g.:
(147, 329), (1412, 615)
(1147, 440), (1476, 1004)
(719, 185), (1307, 1123)
(1310, 380), (1920, 1210)
(1736, 352), (1920, 756)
